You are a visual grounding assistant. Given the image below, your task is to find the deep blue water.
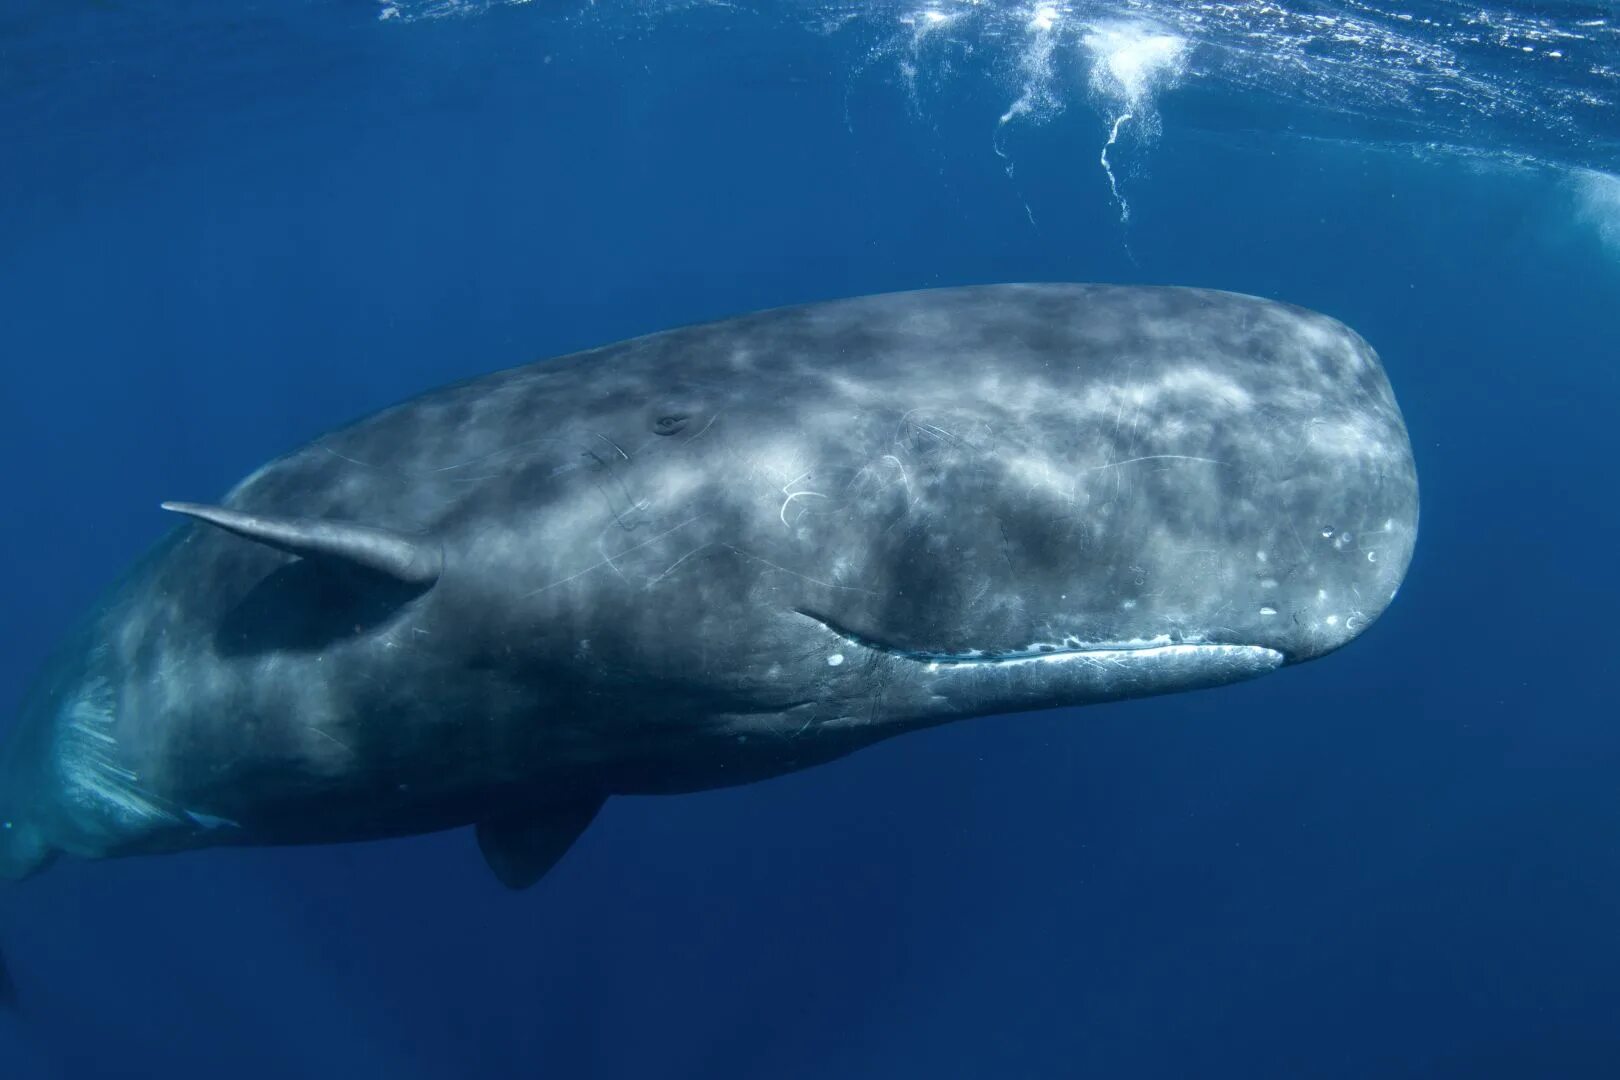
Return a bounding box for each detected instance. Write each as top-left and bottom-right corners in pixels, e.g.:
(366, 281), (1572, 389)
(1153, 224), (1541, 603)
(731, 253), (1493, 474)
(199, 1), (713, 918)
(2, 2), (1619, 1077)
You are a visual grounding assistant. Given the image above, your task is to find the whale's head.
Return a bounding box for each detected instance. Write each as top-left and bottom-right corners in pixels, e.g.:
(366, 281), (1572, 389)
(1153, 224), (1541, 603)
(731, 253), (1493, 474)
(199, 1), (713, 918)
(589, 286), (1419, 743)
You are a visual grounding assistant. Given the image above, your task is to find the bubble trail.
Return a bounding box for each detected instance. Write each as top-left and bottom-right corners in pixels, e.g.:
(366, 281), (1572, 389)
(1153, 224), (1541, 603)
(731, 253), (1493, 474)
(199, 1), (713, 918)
(1100, 111), (1134, 222)
(1083, 23), (1189, 227)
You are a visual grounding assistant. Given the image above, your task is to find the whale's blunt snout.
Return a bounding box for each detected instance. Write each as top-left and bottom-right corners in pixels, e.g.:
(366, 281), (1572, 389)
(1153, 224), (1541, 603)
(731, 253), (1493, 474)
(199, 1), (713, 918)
(1257, 449), (1419, 666)
(1247, 425), (1419, 665)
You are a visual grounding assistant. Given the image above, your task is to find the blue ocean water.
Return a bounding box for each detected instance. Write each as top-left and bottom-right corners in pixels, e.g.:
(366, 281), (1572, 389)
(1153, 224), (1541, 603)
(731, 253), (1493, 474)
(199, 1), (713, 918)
(1, 1), (1617, 1076)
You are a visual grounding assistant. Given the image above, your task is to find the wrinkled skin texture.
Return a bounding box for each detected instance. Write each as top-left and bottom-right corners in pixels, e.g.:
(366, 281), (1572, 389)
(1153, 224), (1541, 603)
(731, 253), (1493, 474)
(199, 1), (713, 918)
(0, 284), (1417, 880)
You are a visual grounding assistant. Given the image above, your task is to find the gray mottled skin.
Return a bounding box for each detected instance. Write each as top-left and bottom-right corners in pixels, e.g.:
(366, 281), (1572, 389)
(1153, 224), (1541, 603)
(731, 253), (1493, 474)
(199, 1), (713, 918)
(0, 284), (1418, 883)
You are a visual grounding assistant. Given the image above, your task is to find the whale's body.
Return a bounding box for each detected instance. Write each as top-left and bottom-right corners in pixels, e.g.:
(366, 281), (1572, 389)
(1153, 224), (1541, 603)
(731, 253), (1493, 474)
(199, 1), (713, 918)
(0, 284), (1418, 890)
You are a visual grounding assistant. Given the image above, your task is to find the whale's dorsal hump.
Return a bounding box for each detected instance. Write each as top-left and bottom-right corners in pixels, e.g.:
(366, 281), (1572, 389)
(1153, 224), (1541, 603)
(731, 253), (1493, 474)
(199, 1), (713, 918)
(161, 501), (442, 588)
(477, 797), (607, 890)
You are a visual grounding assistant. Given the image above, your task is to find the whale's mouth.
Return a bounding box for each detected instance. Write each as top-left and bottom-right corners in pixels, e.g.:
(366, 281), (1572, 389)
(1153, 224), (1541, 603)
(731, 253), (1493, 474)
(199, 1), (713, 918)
(796, 610), (1283, 669)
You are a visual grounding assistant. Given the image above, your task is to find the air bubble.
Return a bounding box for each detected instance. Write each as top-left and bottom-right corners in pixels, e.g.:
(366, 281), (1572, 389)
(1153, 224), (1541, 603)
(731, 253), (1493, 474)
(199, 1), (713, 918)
(1366, 551), (1378, 563)
(1320, 527), (1335, 538)
(1082, 25), (1189, 225)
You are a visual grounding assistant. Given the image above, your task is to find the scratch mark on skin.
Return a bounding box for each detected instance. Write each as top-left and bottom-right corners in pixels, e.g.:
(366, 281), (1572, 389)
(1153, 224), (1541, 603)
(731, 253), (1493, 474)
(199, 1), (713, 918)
(586, 446), (649, 530)
(427, 438), (566, 474)
(319, 444), (372, 469)
(722, 545), (876, 595)
(1084, 455), (1227, 471)
(1099, 376), (1126, 505)
(320, 437), (567, 478)
(616, 498), (652, 531)
(896, 409), (968, 451)
(780, 471), (831, 528)
(842, 454), (914, 533)
(644, 543), (718, 589)
(997, 518), (1019, 580)
(309, 726), (353, 753)
(1107, 372), (1131, 463)
(594, 433), (630, 461)
(1286, 518), (1310, 560)
(780, 491), (829, 527)
(881, 455), (913, 502)
(523, 516), (704, 597)
(683, 412), (722, 444)
(597, 530), (632, 583)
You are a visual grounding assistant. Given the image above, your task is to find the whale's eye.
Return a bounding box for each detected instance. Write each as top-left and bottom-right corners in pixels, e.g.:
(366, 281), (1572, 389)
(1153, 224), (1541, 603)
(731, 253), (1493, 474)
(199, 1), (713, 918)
(654, 414), (689, 435)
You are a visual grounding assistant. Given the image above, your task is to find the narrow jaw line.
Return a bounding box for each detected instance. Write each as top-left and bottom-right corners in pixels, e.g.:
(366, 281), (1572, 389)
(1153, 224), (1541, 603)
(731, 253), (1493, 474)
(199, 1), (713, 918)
(796, 611), (1284, 669)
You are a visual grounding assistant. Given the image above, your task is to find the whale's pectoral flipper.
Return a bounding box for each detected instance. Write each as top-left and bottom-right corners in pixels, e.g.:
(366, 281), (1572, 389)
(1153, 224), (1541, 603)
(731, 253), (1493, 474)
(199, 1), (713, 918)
(477, 798), (607, 890)
(161, 502), (442, 588)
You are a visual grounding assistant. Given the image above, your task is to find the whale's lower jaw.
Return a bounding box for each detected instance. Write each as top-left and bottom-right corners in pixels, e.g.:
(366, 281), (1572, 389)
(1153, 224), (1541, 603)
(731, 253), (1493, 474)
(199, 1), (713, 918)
(791, 608), (1287, 716)
(900, 641), (1285, 671)
(796, 609), (1284, 670)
